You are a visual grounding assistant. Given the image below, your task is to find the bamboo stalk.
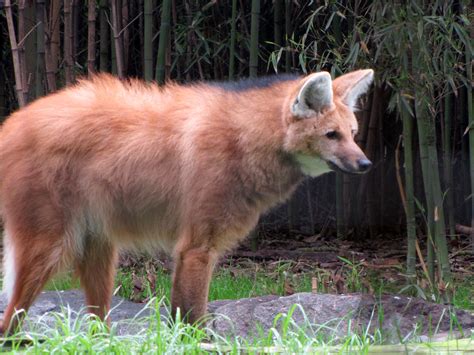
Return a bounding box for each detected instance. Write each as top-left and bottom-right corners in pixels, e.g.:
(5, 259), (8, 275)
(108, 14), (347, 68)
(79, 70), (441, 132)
(343, 174), (352, 230)
(333, 7), (346, 238)
(274, 0), (283, 47)
(139, 0), (144, 73)
(306, 182), (315, 235)
(409, 0), (451, 288)
(467, 13), (474, 252)
(167, 0), (175, 80)
(400, 95), (417, 283)
(171, 0), (179, 81)
(442, 88), (455, 236)
(378, 103), (385, 230)
(228, 0), (237, 80)
(429, 146), (451, 283)
(143, 0), (153, 81)
(416, 101), (436, 283)
(465, 4), (474, 253)
(111, 26), (117, 74)
(87, 0), (97, 76)
(111, 0), (125, 78)
(362, 86), (382, 238)
(249, 0), (260, 78)
(155, 0), (171, 84)
(72, 0), (80, 63)
(17, 0), (28, 100)
(336, 173), (345, 238)
(99, 0), (110, 72)
(415, 96), (451, 284)
(49, 0), (60, 71)
(184, 0), (194, 81)
(64, 0), (74, 84)
(5, 0), (27, 107)
(284, 0), (291, 72)
(460, 88), (470, 223)
(45, 0), (60, 92)
(35, 0), (46, 97)
(122, 0), (130, 72)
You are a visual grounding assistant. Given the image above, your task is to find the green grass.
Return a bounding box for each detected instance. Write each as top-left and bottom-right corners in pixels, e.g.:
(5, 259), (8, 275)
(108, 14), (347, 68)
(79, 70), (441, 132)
(113, 265), (315, 302)
(42, 261), (315, 303)
(452, 277), (474, 311)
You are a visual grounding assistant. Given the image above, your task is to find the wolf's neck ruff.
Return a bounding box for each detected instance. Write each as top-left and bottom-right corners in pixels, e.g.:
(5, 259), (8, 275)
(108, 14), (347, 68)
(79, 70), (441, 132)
(293, 153), (332, 177)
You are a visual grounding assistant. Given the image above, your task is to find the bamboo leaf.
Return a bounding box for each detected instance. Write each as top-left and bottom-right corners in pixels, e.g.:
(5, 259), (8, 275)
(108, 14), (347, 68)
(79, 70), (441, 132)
(463, 122), (474, 137)
(453, 23), (471, 52)
(324, 12), (336, 31)
(400, 95), (415, 117)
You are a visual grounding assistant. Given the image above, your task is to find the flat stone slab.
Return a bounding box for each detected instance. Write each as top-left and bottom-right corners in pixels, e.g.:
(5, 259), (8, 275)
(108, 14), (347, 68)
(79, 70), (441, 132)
(207, 293), (474, 343)
(0, 290), (162, 336)
(0, 291), (472, 343)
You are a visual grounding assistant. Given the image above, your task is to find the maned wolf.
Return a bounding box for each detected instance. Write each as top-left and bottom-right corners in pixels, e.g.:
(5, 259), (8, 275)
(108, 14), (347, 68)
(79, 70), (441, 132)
(0, 69), (373, 332)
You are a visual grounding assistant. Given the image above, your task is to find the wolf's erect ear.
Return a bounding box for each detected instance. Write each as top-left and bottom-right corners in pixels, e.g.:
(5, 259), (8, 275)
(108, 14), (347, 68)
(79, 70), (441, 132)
(291, 72), (333, 118)
(332, 69), (374, 111)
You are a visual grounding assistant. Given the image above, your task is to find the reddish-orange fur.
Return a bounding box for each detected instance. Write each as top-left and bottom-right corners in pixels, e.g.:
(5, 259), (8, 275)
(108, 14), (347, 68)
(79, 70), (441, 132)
(0, 70), (372, 331)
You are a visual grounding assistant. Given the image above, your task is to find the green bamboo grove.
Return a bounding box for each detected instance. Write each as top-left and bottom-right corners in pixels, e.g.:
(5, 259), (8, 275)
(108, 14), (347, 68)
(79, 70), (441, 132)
(0, 1), (472, 291)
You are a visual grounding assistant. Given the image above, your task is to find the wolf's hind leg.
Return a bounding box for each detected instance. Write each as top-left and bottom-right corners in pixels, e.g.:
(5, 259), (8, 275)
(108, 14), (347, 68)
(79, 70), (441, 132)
(1, 228), (66, 334)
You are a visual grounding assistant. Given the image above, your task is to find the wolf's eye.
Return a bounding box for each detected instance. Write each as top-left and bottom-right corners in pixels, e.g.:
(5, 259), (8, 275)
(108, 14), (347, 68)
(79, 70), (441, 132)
(325, 131), (338, 140)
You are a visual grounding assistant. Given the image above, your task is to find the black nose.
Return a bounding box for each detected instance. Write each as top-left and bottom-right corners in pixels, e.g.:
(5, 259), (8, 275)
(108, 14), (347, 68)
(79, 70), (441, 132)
(357, 158), (372, 172)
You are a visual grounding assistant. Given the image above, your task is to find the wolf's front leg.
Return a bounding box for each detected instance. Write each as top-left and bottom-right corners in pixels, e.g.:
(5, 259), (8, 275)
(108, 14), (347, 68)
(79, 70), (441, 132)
(171, 245), (218, 324)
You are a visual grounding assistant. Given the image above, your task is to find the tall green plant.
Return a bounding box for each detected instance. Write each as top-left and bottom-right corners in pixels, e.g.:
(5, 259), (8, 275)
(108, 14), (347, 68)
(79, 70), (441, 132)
(400, 94), (417, 283)
(64, 0), (74, 84)
(367, 1), (468, 286)
(466, 5), (474, 251)
(414, 95), (438, 284)
(408, 6), (453, 285)
(4, 0), (27, 106)
(144, 0), (153, 81)
(249, 0), (260, 78)
(111, 0), (125, 78)
(87, 0), (96, 76)
(336, 173), (345, 238)
(155, 0), (172, 84)
(99, 0), (109, 72)
(443, 89), (455, 237)
(228, 0), (238, 80)
(35, 0), (46, 97)
(284, 0), (291, 72)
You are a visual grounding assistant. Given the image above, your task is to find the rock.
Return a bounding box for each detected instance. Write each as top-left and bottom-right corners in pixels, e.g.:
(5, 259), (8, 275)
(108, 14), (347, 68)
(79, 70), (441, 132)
(208, 293), (474, 343)
(0, 290), (156, 336)
(0, 291), (472, 343)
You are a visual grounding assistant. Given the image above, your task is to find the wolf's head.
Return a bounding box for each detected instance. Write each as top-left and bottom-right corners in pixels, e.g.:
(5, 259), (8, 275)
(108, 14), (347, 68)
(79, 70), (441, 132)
(283, 69), (374, 177)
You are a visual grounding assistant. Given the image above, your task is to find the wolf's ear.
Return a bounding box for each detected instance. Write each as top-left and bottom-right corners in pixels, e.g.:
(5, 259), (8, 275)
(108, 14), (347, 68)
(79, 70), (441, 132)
(291, 72), (333, 118)
(333, 69), (374, 111)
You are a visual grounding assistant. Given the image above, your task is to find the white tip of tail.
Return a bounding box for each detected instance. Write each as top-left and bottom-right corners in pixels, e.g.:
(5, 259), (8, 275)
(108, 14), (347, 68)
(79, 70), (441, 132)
(2, 232), (16, 302)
